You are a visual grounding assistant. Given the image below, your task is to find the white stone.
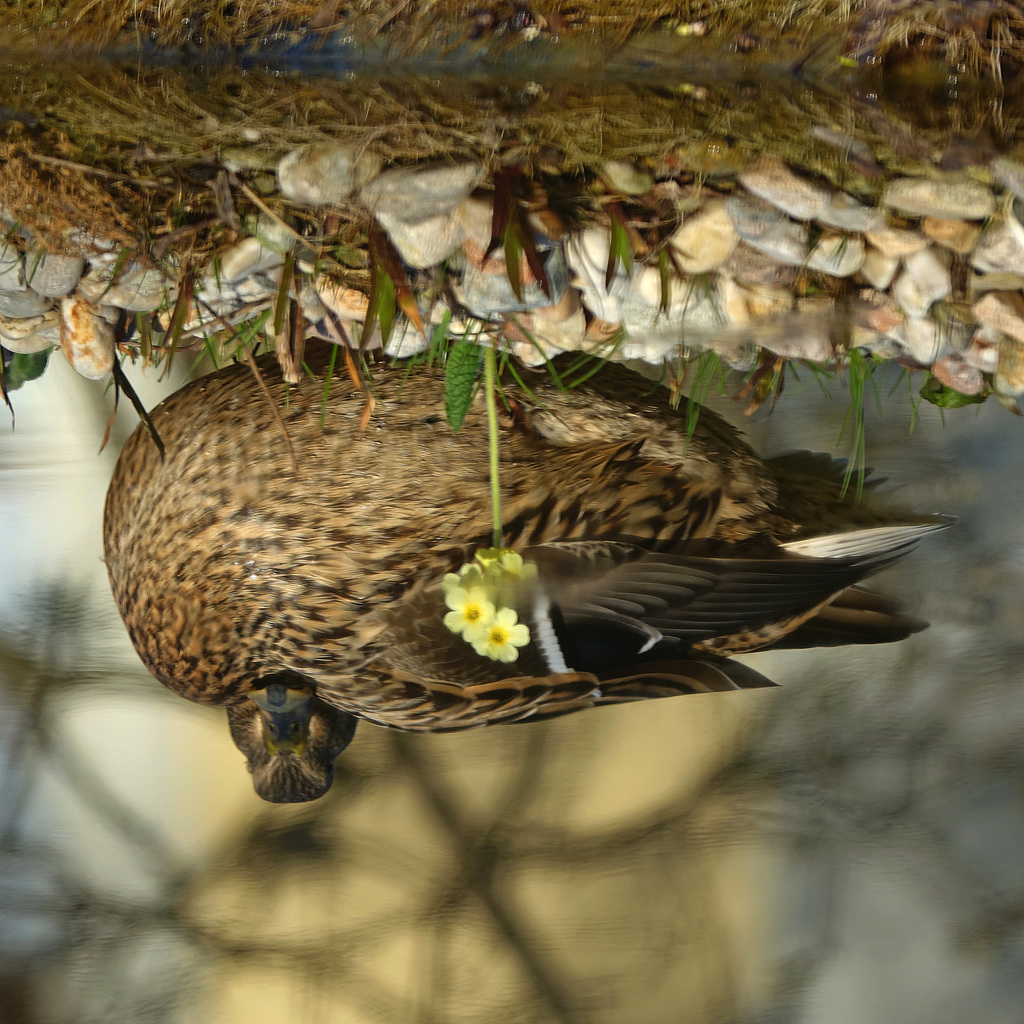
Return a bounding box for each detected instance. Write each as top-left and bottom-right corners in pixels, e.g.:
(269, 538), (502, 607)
(864, 227), (929, 258)
(962, 327), (1000, 372)
(993, 156), (1024, 201)
(859, 247), (900, 290)
(456, 196), (494, 249)
(806, 233), (865, 277)
(361, 162), (485, 269)
(892, 247), (951, 318)
(361, 161), (485, 222)
(315, 278), (369, 321)
(24, 251), (85, 297)
(725, 242), (798, 286)
(884, 176), (995, 220)
(565, 227), (628, 323)
(386, 212), (467, 269)
(738, 156), (829, 221)
(972, 290), (1024, 345)
(0, 290), (51, 318)
(669, 200), (738, 273)
(718, 277), (793, 324)
(78, 263), (171, 311)
(602, 160), (653, 196)
(0, 243), (25, 291)
(891, 316), (951, 365)
(277, 143), (382, 206)
(996, 335), (1024, 394)
(60, 294), (114, 380)
(816, 193), (887, 232)
(726, 196), (810, 266)
(0, 310), (60, 353)
(216, 237), (285, 283)
(972, 221), (1024, 274)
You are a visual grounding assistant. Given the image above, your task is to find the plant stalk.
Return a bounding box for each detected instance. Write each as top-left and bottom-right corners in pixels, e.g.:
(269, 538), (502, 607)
(484, 344), (502, 548)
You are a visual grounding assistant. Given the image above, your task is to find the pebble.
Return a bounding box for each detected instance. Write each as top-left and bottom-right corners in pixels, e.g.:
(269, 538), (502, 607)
(533, 285), (580, 324)
(892, 316), (951, 365)
(921, 216), (980, 254)
(669, 200), (738, 273)
(726, 196), (810, 266)
(59, 294), (115, 379)
(859, 247), (900, 290)
(806, 233), (865, 277)
(0, 290), (52, 318)
(972, 290), (1024, 345)
(992, 156), (1024, 201)
(0, 310), (60, 353)
(962, 328), (1000, 372)
(892, 247), (951, 318)
(78, 263), (170, 311)
(216, 237), (285, 283)
(602, 159), (654, 196)
(815, 193), (887, 233)
(996, 335), (1024, 394)
(883, 176), (995, 220)
(455, 239), (568, 316)
(456, 196), (495, 249)
(864, 227), (929, 258)
(724, 242), (798, 286)
(738, 156), (830, 221)
(24, 252), (85, 298)
(360, 162), (485, 267)
(719, 277), (793, 324)
(971, 221), (1024, 273)
(564, 227), (629, 323)
(277, 143), (383, 206)
(315, 278), (370, 320)
(0, 243), (24, 291)
(931, 352), (985, 395)
(382, 210), (468, 269)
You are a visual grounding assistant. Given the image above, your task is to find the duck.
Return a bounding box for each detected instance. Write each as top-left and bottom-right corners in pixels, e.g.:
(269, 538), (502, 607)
(103, 340), (949, 803)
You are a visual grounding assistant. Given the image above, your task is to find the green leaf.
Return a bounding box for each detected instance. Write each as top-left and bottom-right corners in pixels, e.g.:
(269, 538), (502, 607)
(445, 341), (484, 433)
(919, 376), (988, 408)
(2, 348), (51, 391)
(503, 220), (525, 303)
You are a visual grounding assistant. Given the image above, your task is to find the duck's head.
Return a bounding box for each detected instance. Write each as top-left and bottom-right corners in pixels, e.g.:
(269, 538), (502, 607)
(226, 671), (358, 803)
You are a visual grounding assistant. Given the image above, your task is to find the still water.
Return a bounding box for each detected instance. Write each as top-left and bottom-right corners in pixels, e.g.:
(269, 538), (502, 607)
(1, 347), (1022, 1024)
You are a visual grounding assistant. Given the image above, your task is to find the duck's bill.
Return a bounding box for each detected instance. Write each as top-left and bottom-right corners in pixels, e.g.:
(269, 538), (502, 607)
(248, 681), (314, 755)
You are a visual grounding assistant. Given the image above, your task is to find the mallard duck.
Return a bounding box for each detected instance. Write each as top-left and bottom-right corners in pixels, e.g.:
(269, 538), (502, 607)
(103, 341), (948, 803)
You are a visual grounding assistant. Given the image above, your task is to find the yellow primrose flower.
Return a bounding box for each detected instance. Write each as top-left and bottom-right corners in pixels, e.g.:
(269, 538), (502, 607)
(443, 586), (496, 637)
(474, 547), (505, 571)
(442, 562), (485, 594)
(493, 550), (538, 582)
(469, 607), (531, 663)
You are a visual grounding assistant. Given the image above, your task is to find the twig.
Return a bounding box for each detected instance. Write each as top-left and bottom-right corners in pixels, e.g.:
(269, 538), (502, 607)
(27, 153), (166, 189)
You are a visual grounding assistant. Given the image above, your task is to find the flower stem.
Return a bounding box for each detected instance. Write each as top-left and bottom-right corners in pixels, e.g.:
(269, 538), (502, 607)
(483, 344), (502, 548)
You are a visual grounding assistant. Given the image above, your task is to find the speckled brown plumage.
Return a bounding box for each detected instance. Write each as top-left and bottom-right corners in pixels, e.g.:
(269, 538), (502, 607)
(103, 342), (947, 802)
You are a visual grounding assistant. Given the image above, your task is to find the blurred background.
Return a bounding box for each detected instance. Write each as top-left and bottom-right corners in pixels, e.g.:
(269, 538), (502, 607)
(2, 348), (1022, 1024)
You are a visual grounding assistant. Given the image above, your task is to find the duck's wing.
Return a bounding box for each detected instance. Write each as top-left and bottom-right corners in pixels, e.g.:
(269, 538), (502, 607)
(326, 523), (941, 731)
(522, 525), (943, 663)
(767, 584), (928, 649)
(327, 655), (777, 732)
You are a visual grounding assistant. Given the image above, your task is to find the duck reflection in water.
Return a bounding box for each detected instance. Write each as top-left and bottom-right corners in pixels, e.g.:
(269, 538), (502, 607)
(103, 343), (949, 803)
